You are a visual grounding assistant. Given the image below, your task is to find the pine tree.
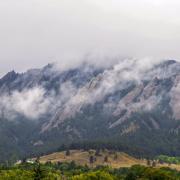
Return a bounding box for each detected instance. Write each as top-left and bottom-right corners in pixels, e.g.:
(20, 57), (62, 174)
(89, 156), (94, 164)
(104, 156), (108, 163)
(152, 161), (156, 167)
(147, 159), (151, 166)
(65, 149), (70, 156)
(95, 149), (100, 156)
(113, 153), (118, 160)
(22, 157), (27, 164)
(33, 161), (45, 180)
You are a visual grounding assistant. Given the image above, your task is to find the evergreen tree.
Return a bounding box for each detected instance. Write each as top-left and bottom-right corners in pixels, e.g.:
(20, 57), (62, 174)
(89, 156), (94, 164)
(152, 161), (156, 167)
(114, 153), (118, 160)
(66, 149), (70, 156)
(95, 149), (100, 156)
(147, 159), (151, 166)
(33, 162), (45, 180)
(21, 157), (27, 164)
(104, 156), (108, 163)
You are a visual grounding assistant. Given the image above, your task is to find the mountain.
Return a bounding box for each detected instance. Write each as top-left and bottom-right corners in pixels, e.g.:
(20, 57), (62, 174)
(0, 59), (180, 162)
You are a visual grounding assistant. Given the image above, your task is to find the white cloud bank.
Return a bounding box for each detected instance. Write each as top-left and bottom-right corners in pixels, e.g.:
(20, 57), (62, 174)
(0, 58), (179, 123)
(0, 87), (50, 120)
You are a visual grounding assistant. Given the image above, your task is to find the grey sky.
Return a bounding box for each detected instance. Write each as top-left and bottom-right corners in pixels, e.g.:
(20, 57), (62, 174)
(0, 0), (180, 76)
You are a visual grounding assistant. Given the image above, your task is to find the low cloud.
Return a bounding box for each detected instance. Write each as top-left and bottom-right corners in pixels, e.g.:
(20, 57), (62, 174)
(42, 58), (167, 129)
(0, 87), (50, 120)
(170, 76), (180, 120)
(0, 58), (177, 125)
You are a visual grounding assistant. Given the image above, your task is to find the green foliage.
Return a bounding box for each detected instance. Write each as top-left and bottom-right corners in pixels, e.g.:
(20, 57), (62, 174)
(0, 169), (34, 180)
(0, 162), (180, 180)
(33, 163), (45, 180)
(156, 155), (180, 164)
(71, 171), (114, 180)
(125, 165), (180, 180)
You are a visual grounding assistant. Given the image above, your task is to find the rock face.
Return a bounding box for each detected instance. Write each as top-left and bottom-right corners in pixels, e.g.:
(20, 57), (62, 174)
(0, 59), (180, 160)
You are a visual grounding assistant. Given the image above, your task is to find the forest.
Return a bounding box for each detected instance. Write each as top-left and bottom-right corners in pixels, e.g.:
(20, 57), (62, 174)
(0, 156), (180, 180)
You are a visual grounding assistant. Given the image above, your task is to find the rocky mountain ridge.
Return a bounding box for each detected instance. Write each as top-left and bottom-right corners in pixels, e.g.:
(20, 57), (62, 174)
(0, 59), (179, 161)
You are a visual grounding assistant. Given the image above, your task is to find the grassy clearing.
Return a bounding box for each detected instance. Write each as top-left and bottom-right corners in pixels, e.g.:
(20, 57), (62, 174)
(38, 149), (180, 171)
(39, 149), (143, 168)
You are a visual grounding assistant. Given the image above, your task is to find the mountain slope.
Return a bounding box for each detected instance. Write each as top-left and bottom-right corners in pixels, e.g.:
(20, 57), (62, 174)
(0, 59), (180, 161)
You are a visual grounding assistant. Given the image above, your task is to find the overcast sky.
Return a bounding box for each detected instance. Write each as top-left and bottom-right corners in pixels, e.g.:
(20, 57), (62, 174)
(0, 0), (180, 76)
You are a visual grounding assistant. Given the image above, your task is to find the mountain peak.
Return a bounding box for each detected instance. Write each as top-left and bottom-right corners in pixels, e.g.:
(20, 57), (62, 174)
(0, 70), (18, 83)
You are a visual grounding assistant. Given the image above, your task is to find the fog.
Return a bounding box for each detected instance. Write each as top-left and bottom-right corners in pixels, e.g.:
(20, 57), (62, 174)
(0, 0), (180, 76)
